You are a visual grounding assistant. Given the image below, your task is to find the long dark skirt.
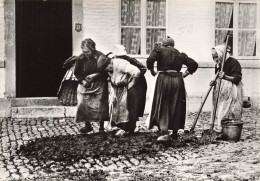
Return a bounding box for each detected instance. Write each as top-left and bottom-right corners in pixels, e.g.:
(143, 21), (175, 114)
(113, 76), (147, 132)
(136, 75), (147, 117)
(149, 72), (186, 132)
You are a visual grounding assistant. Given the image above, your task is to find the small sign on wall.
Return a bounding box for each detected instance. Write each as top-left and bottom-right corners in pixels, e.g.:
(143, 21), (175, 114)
(0, 61), (5, 68)
(75, 23), (82, 32)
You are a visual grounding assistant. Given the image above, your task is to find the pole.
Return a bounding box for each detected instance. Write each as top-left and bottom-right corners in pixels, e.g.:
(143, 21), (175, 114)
(210, 35), (230, 130)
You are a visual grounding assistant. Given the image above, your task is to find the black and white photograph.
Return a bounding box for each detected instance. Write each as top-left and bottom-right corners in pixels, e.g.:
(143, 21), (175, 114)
(0, 0), (259, 180)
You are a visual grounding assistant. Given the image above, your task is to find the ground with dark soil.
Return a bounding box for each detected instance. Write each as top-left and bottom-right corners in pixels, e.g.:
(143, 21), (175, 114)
(1, 108), (259, 181)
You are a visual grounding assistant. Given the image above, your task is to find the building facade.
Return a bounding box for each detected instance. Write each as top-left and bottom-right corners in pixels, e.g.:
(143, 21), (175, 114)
(0, 0), (259, 117)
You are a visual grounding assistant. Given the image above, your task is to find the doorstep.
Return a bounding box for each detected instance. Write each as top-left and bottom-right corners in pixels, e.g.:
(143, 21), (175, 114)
(11, 106), (77, 118)
(1, 96), (213, 118)
(0, 97), (76, 118)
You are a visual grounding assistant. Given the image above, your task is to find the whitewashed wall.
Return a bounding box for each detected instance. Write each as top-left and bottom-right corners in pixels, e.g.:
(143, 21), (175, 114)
(168, 0), (215, 63)
(82, 0), (120, 54)
(0, 0), (259, 109)
(0, 0), (5, 98)
(81, 0), (260, 110)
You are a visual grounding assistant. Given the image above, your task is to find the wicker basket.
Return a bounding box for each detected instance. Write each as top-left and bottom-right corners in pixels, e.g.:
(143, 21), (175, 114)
(57, 67), (78, 106)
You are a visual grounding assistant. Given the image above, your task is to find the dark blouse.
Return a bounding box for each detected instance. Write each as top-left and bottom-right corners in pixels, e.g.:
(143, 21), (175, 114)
(74, 50), (104, 82)
(215, 57), (242, 85)
(146, 47), (198, 74)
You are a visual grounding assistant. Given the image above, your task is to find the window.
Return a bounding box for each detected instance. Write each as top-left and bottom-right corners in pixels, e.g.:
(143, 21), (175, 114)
(121, 0), (166, 55)
(215, 1), (257, 57)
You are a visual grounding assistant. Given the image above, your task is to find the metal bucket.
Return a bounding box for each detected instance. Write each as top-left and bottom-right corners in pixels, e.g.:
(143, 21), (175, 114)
(222, 120), (243, 142)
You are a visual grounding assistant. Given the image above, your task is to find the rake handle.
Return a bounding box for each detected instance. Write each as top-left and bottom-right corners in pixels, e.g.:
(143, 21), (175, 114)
(190, 73), (218, 131)
(210, 35), (230, 130)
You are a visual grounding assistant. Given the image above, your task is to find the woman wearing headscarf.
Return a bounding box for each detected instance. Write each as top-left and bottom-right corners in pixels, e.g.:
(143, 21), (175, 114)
(210, 44), (243, 137)
(110, 45), (147, 120)
(97, 51), (141, 136)
(146, 36), (198, 141)
(74, 38), (109, 133)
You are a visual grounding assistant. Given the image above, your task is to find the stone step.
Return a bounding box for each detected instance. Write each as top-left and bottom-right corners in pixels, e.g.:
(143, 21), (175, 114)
(11, 106), (77, 118)
(11, 97), (62, 107)
(3, 96), (213, 118)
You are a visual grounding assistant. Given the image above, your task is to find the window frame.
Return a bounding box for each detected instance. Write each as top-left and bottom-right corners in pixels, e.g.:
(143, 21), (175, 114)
(214, 0), (259, 60)
(120, 0), (168, 57)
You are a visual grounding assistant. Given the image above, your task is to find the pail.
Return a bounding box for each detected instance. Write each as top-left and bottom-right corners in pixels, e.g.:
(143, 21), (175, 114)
(222, 120), (243, 142)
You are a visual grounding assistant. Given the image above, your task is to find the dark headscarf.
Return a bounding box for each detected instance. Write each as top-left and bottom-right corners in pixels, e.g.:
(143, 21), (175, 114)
(81, 38), (96, 50)
(162, 36), (175, 47)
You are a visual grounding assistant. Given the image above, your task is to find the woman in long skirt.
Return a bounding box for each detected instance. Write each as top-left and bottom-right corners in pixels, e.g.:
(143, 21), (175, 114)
(74, 38), (109, 133)
(97, 52), (142, 136)
(146, 37), (198, 141)
(210, 45), (243, 139)
(111, 45), (147, 124)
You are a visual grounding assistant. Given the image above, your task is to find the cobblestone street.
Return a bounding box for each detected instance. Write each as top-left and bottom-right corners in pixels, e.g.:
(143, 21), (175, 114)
(0, 108), (259, 181)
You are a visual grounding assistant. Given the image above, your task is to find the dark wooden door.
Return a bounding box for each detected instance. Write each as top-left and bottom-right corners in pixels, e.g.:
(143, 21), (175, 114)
(16, 0), (72, 97)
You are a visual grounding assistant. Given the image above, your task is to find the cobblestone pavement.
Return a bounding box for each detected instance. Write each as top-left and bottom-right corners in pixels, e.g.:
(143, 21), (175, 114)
(0, 108), (259, 180)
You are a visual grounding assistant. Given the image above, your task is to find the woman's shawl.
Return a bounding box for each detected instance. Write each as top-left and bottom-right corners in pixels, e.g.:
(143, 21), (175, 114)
(74, 50), (103, 82)
(110, 58), (140, 86)
(115, 55), (147, 74)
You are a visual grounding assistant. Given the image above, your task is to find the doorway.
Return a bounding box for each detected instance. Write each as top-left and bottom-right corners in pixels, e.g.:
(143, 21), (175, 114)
(16, 0), (72, 97)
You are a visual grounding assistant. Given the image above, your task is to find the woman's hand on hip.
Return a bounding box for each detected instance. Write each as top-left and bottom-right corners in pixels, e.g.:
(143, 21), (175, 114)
(150, 69), (157, 76)
(182, 70), (190, 78)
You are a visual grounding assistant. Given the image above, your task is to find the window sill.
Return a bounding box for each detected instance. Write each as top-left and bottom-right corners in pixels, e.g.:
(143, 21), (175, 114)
(127, 55), (260, 68)
(238, 59), (260, 68)
(234, 56), (259, 60)
(0, 61), (5, 68)
(195, 59), (260, 68)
